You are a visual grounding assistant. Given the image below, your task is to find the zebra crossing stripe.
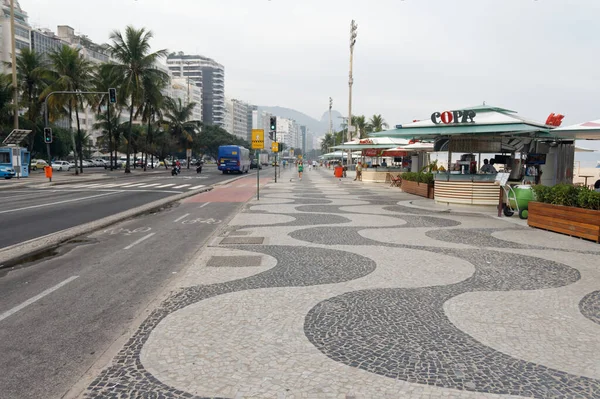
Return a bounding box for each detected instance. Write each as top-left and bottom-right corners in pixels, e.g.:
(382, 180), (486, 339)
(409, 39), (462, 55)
(156, 183), (175, 188)
(137, 183), (161, 188)
(120, 183), (145, 188)
(188, 185), (205, 190)
(172, 184), (191, 189)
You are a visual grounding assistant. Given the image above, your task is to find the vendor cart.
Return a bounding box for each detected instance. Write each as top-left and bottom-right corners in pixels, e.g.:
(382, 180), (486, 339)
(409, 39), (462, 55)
(503, 184), (536, 219)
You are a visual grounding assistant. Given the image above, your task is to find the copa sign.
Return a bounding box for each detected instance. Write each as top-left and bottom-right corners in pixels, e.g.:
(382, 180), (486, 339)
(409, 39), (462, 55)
(431, 110), (476, 125)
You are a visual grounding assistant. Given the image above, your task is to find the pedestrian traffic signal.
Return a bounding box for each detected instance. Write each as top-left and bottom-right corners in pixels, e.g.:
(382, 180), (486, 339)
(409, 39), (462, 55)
(269, 131), (275, 141)
(43, 127), (53, 144)
(108, 88), (117, 104)
(269, 116), (276, 131)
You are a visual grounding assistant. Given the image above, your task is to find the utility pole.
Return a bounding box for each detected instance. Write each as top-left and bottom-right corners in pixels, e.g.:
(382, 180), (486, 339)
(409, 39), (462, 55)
(329, 97), (333, 153)
(347, 19), (358, 166)
(10, 0), (18, 129)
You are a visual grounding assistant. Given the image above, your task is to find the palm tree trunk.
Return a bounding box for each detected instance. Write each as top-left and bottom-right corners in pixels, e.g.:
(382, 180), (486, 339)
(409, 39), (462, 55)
(69, 103), (79, 175)
(125, 94), (134, 173)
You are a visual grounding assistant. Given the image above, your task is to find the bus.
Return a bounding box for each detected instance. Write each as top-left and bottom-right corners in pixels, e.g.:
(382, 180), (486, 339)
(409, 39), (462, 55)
(217, 145), (251, 174)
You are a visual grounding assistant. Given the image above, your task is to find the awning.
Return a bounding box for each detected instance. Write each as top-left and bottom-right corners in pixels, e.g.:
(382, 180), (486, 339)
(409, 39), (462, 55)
(370, 105), (551, 140)
(549, 120), (600, 140)
(332, 137), (410, 150)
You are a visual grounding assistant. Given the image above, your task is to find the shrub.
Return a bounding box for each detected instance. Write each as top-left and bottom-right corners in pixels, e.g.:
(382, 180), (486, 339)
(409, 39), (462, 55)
(532, 184), (600, 210)
(401, 172), (434, 185)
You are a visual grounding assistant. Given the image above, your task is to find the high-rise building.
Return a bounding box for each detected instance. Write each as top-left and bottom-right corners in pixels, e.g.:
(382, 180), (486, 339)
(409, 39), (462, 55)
(171, 78), (203, 122)
(0, 0), (31, 72)
(30, 28), (67, 61)
(223, 97), (233, 135)
(166, 52), (225, 127)
(56, 25), (110, 64)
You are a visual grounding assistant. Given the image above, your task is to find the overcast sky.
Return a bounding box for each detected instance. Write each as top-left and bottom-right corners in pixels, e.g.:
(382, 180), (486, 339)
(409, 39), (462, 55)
(21, 0), (600, 149)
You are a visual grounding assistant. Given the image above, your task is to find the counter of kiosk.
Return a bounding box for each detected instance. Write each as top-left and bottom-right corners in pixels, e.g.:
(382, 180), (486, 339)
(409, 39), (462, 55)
(433, 173), (499, 206)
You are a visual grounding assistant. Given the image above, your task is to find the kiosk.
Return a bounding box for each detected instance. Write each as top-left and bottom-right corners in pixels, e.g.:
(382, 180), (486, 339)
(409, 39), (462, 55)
(371, 105), (572, 206)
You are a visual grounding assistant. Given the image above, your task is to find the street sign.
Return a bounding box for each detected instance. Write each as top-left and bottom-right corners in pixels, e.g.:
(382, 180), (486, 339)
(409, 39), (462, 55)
(290, 149), (294, 157)
(252, 129), (264, 149)
(186, 148), (192, 158)
(271, 142), (279, 152)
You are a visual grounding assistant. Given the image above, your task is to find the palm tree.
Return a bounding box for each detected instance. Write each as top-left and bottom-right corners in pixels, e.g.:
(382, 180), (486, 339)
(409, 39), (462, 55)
(369, 114), (388, 132)
(44, 45), (94, 174)
(352, 115), (368, 139)
(90, 67), (117, 169)
(0, 73), (14, 127)
(162, 97), (199, 161)
(16, 49), (51, 159)
(103, 26), (169, 173)
(136, 72), (167, 170)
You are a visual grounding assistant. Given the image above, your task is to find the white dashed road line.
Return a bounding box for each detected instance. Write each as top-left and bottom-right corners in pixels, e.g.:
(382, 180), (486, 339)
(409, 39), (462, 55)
(198, 202), (210, 208)
(188, 185), (205, 190)
(173, 213), (190, 223)
(137, 183), (161, 188)
(155, 184), (175, 188)
(172, 184), (191, 189)
(0, 276), (79, 323)
(123, 233), (156, 250)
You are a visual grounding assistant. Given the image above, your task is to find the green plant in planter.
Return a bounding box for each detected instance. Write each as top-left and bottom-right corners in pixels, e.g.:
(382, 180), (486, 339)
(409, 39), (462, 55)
(401, 171), (434, 184)
(532, 184), (600, 210)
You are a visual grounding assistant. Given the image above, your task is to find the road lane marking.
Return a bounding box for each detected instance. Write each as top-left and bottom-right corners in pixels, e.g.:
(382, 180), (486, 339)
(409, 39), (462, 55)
(173, 213), (190, 223)
(188, 185), (205, 190)
(120, 183), (145, 188)
(0, 192), (119, 214)
(173, 184), (191, 189)
(0, 276), (79, 323)
(199, 202), (210, 208)
(137, 183), (161, 188)
(156, 183), (175, 188)
(123, 232), (155, 250)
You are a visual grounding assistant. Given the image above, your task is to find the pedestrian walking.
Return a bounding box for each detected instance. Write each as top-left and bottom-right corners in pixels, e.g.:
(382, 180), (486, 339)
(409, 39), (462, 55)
(298, 161), (304, 180)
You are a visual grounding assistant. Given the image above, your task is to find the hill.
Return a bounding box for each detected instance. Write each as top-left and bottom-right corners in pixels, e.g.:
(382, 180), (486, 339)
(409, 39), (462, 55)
(257, 106), (344, 136)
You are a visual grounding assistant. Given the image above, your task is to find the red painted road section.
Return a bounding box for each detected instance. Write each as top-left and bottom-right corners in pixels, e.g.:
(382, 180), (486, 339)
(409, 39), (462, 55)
(184, 177), (273, 203)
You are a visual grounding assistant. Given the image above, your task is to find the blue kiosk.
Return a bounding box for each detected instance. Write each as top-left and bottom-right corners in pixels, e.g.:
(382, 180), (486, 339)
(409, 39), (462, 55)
(1, 129), (32, 178)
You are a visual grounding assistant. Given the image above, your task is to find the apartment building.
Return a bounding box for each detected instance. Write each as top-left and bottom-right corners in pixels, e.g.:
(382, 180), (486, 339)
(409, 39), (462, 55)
(166, 52), (224, 127)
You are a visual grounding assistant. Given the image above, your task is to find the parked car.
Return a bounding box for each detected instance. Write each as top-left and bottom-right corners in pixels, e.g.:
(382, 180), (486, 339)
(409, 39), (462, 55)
(80, 160), (92, 168)
(52, 161), (71, 171)
(0, 165), (15, 179)
(30, 159), (49, 171)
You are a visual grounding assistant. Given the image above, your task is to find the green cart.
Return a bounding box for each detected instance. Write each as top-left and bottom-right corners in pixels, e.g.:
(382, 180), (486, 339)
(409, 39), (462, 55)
(503, 184), (536, 219)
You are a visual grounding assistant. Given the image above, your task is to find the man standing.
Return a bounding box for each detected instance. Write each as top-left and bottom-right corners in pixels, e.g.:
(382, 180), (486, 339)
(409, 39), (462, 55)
(354, 162), (362, 181)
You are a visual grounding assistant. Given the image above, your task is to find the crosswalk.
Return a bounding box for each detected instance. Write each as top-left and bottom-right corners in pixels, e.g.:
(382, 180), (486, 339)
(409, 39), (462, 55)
(48, 182), (207, 191)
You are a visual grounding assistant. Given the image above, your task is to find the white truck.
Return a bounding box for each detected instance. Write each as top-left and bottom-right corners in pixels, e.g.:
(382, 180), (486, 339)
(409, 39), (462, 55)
(259, 153), (270, 166)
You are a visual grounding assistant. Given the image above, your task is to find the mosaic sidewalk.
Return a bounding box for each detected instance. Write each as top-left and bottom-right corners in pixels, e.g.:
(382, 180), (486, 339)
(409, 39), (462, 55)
(85, 167), (600, 399)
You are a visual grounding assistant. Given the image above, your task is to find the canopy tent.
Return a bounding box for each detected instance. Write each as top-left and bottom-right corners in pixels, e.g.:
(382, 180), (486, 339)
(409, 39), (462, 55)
(575, 146), (597, 152)
(331, 137), (410, 150)
(370, 105), (552, 140)
(320, 151), (361, 159)
(549, 120), (600, 140)
(381, 142), (435, 157)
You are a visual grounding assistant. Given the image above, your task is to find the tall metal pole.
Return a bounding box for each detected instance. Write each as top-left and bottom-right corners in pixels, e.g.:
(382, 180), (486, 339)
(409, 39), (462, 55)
(347, 20), (357, 166)
(274, 129), (277, 183)
(10, 0), (18, 129)
(107, 97), (112, 170)
(329, 97), (333, 153)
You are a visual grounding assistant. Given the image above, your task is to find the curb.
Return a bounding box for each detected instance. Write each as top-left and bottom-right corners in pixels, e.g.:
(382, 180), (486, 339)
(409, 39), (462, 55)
(0, 186), (212, 268)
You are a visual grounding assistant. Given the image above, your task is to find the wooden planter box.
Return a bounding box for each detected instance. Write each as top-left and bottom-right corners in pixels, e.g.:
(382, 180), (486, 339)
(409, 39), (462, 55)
(528, 201), (600, 243)
(401, 180), (434, 199)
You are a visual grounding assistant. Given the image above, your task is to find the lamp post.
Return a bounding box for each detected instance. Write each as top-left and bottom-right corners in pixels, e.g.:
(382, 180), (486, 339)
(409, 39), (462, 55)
(347, 20), (358, 166)
(328, 97), (333, 152)
(10, 0), (18, 129)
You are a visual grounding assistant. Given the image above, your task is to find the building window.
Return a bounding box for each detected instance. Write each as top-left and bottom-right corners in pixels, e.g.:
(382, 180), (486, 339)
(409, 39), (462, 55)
(16, 26), (29, 39)
(15, 39), (29, 50)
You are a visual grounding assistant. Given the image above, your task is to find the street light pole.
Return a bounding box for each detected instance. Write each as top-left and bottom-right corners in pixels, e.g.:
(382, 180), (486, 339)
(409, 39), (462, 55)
(347, 19), (358, 166)
(329, 97), (333, 153)
(10, 0), (18, 129)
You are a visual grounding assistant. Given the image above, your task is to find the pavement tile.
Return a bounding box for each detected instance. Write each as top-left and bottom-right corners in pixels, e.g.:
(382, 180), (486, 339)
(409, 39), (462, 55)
(84, 167), (600, 399)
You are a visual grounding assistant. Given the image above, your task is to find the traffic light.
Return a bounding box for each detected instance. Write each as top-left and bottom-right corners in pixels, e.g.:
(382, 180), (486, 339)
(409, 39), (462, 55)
(43, 127), (53, 144)
(269, 116), (276, 132)
(269, 131), (275, 141)
(108, 88), (117, 104)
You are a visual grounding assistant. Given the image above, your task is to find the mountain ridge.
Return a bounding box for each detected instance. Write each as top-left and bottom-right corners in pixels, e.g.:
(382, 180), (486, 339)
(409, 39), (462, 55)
(257, 106), (343, 136)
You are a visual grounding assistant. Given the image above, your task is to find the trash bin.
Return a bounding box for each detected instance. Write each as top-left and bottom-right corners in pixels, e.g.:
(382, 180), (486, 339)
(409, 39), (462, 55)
(334, 166), (344, 178)
(507, 185), (535, 219)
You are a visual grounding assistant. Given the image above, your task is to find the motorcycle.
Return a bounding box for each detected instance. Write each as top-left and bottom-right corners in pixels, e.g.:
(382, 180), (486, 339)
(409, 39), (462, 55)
(171, 165), (181, 176)
(196, 161), (204, 174)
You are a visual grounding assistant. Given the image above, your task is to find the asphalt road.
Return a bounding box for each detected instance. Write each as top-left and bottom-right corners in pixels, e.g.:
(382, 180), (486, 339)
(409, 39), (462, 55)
(0, 177), (253, 399)
(0, 166), (261, 249)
